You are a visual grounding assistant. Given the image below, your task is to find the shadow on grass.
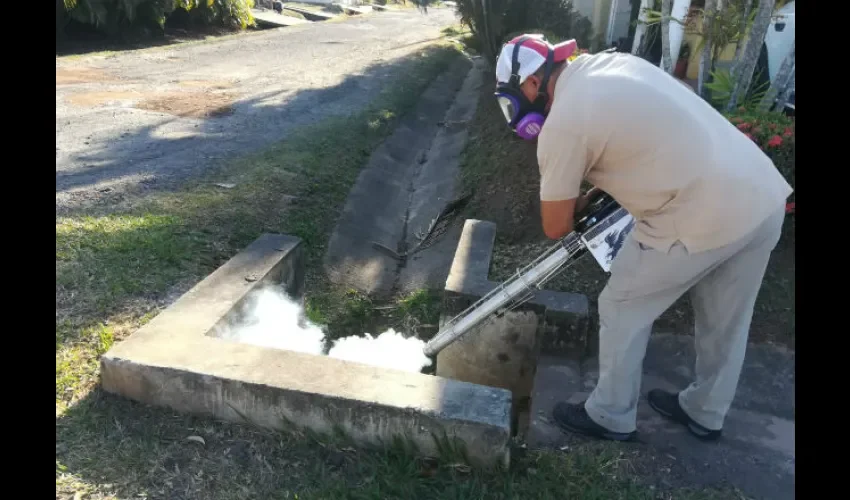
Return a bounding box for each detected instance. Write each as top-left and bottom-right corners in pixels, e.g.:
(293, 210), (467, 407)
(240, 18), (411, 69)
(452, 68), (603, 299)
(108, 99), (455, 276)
(57, 390), (731, 500)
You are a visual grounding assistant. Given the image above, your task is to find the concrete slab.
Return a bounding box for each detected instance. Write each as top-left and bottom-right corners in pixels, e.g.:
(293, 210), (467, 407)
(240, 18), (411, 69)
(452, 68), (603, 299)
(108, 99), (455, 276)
(101, 233), (512, 467)
(337, 4), (373, 14)
(527, 334), (795, 499)
(324, 56), (473, 296)
(251, 8), (313, 26)
(283, 5), (337, 20)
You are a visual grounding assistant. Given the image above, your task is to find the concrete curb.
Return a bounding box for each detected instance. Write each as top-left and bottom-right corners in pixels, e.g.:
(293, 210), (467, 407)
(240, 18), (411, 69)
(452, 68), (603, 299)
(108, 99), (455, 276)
(100, 233), (512, 467)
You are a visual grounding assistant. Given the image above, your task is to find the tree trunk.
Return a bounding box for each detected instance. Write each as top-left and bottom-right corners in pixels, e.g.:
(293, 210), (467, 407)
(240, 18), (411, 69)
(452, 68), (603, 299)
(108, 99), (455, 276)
(726, 0), (775, 111)
(660, 0), (673, 73)
(758, 39), (794, 111)
(632, 0), (650, 55)
(732, 0), (754, 66)
(774, 69), (794, 110)
(698, 0), (716, 98)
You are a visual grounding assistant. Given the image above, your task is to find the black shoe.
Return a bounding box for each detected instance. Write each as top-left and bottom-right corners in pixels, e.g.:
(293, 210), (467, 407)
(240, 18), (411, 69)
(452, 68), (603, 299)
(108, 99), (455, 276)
(552, 401), (637, 442)
(647, 389), (722, 441)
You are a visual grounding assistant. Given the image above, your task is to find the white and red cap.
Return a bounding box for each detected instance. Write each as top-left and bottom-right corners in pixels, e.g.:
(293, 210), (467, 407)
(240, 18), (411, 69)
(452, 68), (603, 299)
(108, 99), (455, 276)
(496, 35), (578, 85)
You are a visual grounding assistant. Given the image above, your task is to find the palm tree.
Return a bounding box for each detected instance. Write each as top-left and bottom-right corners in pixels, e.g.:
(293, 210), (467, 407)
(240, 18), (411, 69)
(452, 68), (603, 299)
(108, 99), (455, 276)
(731, 0), (753, 64)
(697, 0), (716, 98)
(758, 39), (794, 111)
(725, 0), (775, 111)
(660, 0), (673, 73)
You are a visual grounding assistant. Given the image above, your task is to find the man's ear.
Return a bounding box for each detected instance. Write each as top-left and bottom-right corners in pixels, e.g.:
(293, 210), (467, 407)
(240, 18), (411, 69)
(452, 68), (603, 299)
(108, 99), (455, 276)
(521, 75), (541, 100)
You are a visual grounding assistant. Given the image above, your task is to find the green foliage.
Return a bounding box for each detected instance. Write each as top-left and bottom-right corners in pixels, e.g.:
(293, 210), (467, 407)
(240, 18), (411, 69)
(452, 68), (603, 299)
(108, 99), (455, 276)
(502, 0), (593, 47)
(181, 0), (256, 29)
(704, 66), (770, 110)
(453, 0), (594, 62)
(59, 0), (255, 37)
(726, 109), (795, 191)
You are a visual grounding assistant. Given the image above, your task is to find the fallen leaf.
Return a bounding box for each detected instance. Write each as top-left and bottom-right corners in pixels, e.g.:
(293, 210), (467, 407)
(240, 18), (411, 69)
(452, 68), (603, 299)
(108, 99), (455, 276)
(186, 435), (206, 446)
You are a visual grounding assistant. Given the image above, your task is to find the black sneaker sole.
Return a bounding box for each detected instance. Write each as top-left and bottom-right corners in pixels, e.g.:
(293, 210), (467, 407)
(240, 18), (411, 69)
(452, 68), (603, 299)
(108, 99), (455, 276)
(554, 416), (636, 442)
(647, 395), (721, 442)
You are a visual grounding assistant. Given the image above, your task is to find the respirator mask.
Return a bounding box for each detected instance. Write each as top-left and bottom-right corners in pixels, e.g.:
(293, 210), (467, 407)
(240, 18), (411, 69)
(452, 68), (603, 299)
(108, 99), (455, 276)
(494, 36), (555, 141)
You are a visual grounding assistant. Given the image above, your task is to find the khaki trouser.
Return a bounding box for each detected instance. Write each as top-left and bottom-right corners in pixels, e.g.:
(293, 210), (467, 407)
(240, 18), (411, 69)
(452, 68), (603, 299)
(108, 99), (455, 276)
(584, 207), (786, 433)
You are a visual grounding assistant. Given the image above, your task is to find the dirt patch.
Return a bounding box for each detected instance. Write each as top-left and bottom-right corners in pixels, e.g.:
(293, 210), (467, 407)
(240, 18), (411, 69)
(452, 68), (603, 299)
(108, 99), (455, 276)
(136, 91), (238, 118)
(65, 90), (142, 107)
(56, 67), (117, 85)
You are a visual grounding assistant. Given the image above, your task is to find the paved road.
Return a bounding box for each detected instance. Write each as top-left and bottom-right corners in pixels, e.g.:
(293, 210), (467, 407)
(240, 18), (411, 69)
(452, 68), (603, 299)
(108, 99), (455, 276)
(56, 7), (457, 211)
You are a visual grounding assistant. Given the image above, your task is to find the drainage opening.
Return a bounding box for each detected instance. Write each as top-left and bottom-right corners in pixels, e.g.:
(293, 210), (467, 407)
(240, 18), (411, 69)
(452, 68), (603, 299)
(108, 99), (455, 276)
(208, 284), (440, 375)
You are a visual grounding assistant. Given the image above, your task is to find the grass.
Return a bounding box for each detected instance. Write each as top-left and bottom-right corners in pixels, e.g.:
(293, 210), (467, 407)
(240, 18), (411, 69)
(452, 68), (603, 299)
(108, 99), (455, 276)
(457, 70), (796, 347)
(58, 390), (744, 499)
(56, 41), (754, 500)
(305, 287), (443, 343)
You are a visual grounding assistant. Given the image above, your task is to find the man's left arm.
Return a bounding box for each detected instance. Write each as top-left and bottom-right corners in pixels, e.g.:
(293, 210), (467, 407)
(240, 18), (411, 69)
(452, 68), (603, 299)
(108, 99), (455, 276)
(537, 132), (589, 240)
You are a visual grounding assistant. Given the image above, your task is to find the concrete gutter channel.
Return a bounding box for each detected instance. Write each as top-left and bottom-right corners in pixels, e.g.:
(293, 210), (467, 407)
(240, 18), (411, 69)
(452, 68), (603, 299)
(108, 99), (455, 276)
(324, 54), (484, 296)
(100, 54), (594, 468)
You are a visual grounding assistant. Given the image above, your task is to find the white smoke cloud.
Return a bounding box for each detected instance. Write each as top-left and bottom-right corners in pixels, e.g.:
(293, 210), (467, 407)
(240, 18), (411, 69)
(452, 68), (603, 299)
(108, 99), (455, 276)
(219, 287), (433, 374)
(222, 287), (326, 355)
(327, 329), (432, 373)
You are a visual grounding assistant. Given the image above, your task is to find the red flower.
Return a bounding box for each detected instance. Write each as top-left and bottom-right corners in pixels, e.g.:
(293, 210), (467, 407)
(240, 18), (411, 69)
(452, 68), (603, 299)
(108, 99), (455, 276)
(769, 123), (777, 130)
(730, 117), (742, 123)
(767, 135), (783, 147)
(745, 133), (755, 141)
(783, 127), (793, 137)
(753, 126), (762, 134)
(737, 122), (751, 131)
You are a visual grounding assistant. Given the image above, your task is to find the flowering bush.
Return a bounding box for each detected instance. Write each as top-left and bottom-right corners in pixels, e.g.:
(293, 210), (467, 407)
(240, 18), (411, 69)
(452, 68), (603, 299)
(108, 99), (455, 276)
(725, 109), (795, 194)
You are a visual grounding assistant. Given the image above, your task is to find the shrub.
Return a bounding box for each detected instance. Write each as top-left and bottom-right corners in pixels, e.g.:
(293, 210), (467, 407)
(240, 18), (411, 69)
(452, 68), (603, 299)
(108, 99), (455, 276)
(59, 0), (254, 38)
(453, 0), (593, 62)
(726, 109), (795, 193)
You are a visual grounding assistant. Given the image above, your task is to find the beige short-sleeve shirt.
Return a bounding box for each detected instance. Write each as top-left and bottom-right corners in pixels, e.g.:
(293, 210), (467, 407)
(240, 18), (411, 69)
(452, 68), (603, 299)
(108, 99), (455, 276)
(537, 53), (793, 254)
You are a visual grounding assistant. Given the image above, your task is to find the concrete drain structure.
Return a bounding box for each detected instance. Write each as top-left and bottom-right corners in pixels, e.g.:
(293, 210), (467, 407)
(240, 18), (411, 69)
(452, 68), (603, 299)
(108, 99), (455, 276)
(101, 233), (512, 467)
(101, 223), (592, 465)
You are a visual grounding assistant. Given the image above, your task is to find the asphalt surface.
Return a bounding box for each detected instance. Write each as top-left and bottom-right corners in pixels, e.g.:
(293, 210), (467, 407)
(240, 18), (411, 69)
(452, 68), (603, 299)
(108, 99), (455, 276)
(56, 7), (457, 211)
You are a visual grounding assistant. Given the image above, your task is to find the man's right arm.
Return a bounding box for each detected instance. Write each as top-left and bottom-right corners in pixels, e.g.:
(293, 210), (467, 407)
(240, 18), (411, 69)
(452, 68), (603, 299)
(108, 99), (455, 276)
(537, 131), (589, 239)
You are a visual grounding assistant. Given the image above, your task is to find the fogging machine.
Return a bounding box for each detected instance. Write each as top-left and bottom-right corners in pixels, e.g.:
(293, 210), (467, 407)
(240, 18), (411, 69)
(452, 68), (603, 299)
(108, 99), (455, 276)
(423, 191), (635, 357)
